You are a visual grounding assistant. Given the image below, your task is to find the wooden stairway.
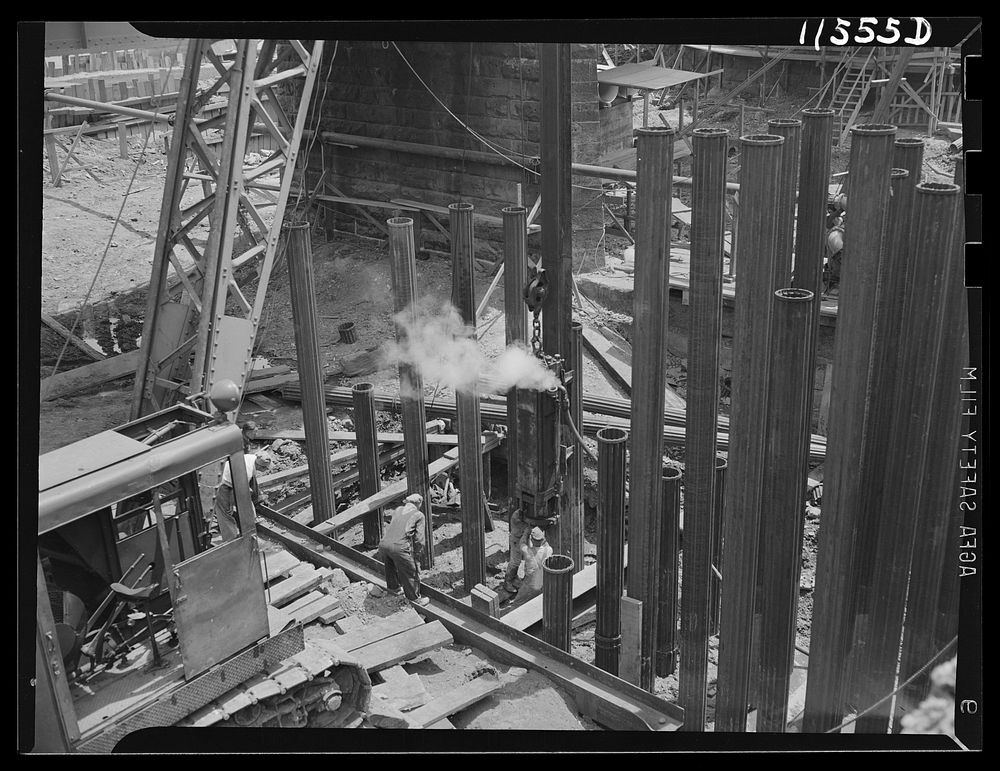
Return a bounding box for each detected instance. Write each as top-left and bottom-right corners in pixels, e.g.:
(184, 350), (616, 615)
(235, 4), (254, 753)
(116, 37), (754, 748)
(831, 53), (876, 146)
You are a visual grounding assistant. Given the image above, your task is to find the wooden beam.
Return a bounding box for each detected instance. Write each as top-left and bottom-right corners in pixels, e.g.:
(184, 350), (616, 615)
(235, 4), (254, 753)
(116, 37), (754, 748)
(406, 673), (501, 727)
(40, 349), (141, 401)
(619, 597), (643, 687)
(40, 313), (105, 361)
(352, 620), (454, 673)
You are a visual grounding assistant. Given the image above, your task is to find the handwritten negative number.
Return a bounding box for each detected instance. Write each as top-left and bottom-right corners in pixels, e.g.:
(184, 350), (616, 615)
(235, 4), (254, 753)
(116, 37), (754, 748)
(799, 17), (931, 50)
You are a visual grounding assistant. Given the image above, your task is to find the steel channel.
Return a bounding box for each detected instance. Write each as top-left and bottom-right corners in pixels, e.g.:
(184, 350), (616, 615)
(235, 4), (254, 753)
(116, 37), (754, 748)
(757, 288), (814, 732)
(351, 382), (383, 547)
(388, 217), (433, 568)
(716, 133), (783, 732)
(802, 124), (898, 733)
(767, 119), (803, 284)
(450, 202), (487, 592)
(678, 126), (727, 729)
(502, 206), (530, 506)
(596, 427), (628, 676)
(628, 126), (675, 691)
(284, 220), (336, 525)
(853, 182), (961, 734)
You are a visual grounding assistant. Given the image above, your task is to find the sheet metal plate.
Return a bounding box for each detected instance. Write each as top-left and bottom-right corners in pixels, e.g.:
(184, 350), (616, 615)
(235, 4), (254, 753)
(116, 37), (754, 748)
(39, 431), (149, 492)
(597, 63), (713, 90)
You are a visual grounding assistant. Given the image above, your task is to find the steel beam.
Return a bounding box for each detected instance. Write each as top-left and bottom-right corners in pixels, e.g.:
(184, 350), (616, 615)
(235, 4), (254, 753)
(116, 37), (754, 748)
(767, 119), (803, 284)
(450, 202), (487, 592)
(678, 127), (727, 729)
(803, 124), (897, 733)
(716, 134), (783, 732)
(351, 383), (383, 547)
(656, 466), (682, 678)
(854, 182), (960, 734)
(388, 217), (433, 567)
(596, 427), (628, 676)
(502, 206), (530, 507)
(285, 221), (336, 526)
(757, 288), (814, 733)
(628, 126), (675, 692)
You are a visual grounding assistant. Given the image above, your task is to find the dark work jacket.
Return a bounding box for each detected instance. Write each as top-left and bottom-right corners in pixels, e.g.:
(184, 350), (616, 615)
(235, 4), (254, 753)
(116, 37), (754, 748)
(380, 503), (426, 557)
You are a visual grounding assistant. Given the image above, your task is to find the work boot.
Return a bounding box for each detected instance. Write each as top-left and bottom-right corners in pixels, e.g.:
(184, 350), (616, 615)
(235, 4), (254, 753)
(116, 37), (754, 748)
(413, 596), (431, 607)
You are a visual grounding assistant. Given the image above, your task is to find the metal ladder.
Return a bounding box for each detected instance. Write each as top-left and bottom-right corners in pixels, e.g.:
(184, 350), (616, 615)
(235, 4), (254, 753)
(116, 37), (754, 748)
(830, 49), (876, 146)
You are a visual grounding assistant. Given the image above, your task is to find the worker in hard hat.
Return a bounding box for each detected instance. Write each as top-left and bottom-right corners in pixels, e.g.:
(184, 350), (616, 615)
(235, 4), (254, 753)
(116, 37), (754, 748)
(519, 526), (554, 599)
(503, 508), (530, 594)
(823, 194), (847, 297)
(212, 424), (259, 543)
(377, 493), (430, 606)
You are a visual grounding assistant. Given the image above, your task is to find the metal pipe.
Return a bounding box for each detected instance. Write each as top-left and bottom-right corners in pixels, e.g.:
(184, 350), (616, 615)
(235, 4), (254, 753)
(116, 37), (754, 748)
(628, 125), (675, 692)
(450, 202), (487, 592)
(767, 119), (803, 284)
(542, 554), (575, 652)
(891, 137), (926, 267)
(896, 174), (966, 722)
(351, 382), (383, 548)
(45, 91), (175, 123)
(848, 168), (912, 697)
(284, 221), (336, 526)
(570, 162), (740, 191)
(567, 320), (585, 573)
(657, 466), (683, 678)
(716, 133), (783, 732)
(803, 123), (897, 733)
(854, 182), (961, 734)
(679, 126), (727, 730)
(502, 206), (530, 507)
(757, 288), (814, 733)
(596, 427), (628, 676)
(708, 456), (728, 637)
(388, 217), (433, 568)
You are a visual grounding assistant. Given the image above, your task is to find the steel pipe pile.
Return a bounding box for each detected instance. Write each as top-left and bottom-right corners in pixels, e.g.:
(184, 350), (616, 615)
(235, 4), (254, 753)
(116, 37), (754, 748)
(595, 427), (628, 676)
(502, 206), (530, 506)
(757, 288), (814, 733)
(284, 220), (336, 526)
(657, 466), (683, 679)
(803, 124), (897, 733)
(852, 182), (961, 734)
(450, 202), (487, 592)
(568, 321), (585, 573)
(716, 134), (783, 732)
(388, 217), (434, 567)
(767, 118), (803, 284)
(678, 126), (727, 730)
(627, 126), (675, 692)
(351, 382), (383, 547)
(542, 554), (575, 652)
(708, 456), (728, 637)
(848, 168), (913, 696)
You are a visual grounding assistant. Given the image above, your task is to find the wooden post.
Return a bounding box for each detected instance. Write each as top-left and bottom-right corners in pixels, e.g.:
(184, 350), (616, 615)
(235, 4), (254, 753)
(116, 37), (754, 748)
(619, 597), (643, 686)
(44, 134), (61, 184)
(118, 124), (129, 159)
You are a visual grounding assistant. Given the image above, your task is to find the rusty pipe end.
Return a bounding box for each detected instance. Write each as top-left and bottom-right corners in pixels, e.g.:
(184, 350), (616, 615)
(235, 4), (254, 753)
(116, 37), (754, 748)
(715, 456), (728, 471)
(894, 137), (925, 147)
(768, 118), (803, 128)
(388, 216), (414, 228)
(801, 108), (836, 118)
(916, 182), (961, 196)
(775, 287), (814, 303)
(850, 123), (898, 136)
(502, 205), (528, 216)
(662, 465), (683, 482)
(282, 219), (311, 231)
(636, 126), (675, 137)
(448, 202), (475, 212)
(351, 381), (375, 395)
(543, 554), (575, 575)
(571, 320), (583, 332)
(740, 133), (785, 146)
(693, 127), (729, 137)
(890, 168), (910, 180)
(597, 427), (629, 444)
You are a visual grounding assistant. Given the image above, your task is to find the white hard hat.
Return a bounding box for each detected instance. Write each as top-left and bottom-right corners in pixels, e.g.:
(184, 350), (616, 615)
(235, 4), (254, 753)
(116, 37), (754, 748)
(405, 493), (423, 506)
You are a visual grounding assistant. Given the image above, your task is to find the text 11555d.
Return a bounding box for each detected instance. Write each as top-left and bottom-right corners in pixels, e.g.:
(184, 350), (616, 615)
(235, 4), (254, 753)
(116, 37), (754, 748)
(799, 18), (932, 51)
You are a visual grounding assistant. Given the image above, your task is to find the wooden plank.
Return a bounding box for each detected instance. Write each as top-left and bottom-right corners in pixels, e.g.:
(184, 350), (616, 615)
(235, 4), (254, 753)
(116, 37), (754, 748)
(266, 603), (294, 635)
(267, 564), (333, 608)
(328, 607), (425, 652)
(353, 620), (454, 673)
(262, 550), (301, 583)
(406, 673), (501, 727)
(379, 665), (410, 683)
(279, 589), (327, 616)
(427, 717), (456, 729)
(288, 594), (342, 626)
(318, 607), (347, 625)
(619, 597), (643, 687)
(391, 198), (541, 234)
(40, 349), (140, 401)
(502, 560), (602, 631)
(471, 584), (500, 618)
(41, 312), (106, 361)
(371, 673), (431, 711)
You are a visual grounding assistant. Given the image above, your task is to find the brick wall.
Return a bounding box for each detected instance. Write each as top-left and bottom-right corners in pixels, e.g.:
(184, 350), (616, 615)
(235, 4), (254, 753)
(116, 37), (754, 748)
(281, 41), (612, 266)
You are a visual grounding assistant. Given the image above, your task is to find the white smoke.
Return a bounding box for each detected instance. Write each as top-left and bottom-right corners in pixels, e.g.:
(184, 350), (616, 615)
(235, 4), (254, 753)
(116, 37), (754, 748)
(383, 299), (560, 395)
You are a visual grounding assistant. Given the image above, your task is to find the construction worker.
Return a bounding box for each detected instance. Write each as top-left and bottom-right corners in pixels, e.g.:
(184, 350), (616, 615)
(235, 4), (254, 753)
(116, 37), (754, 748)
(213, 427), (259, 543)
(503, 508), (530, 594)
(378, 493), (430, 606)
(823, 195), (847, 297)
(519, 527), (554, 598)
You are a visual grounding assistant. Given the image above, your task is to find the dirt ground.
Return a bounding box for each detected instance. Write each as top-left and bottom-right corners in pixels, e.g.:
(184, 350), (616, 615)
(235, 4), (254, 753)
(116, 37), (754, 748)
(35, 83), (960, 730)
